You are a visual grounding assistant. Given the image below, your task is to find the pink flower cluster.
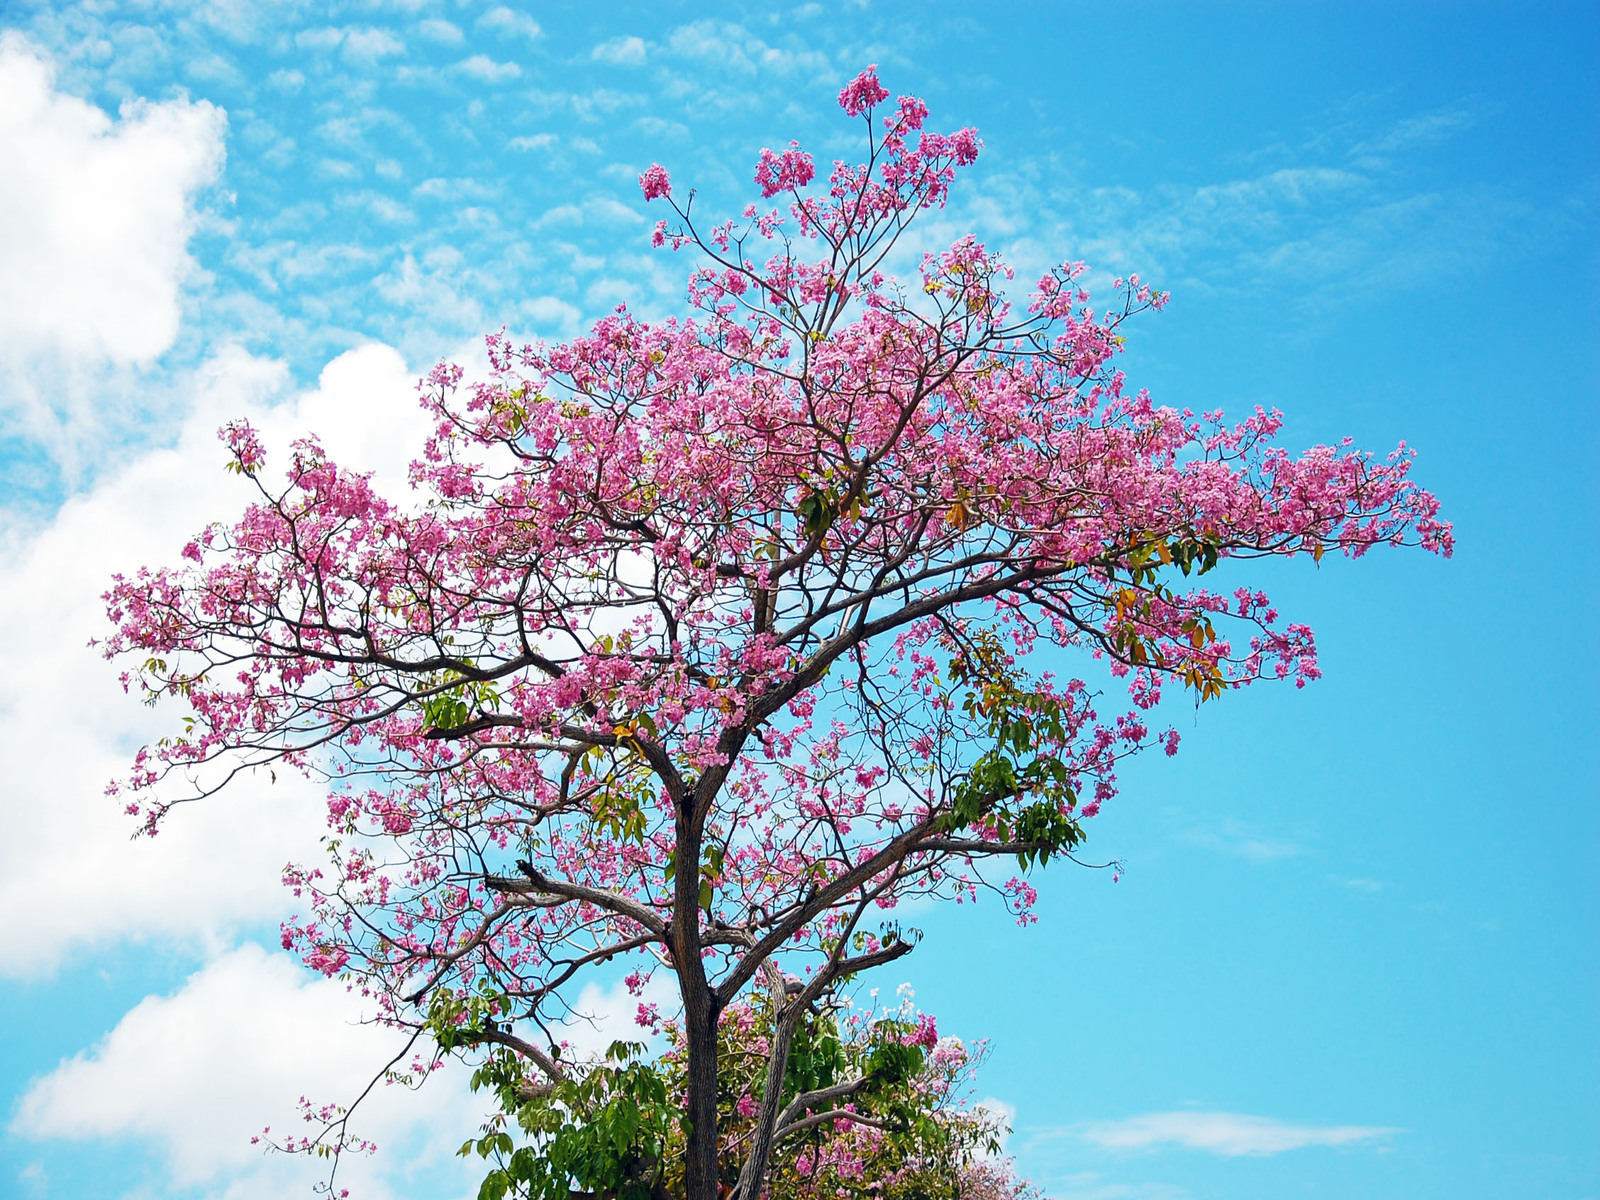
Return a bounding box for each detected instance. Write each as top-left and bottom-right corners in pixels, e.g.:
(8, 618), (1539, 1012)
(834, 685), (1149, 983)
(754, 141), (816, 199)
(638, 163), (671, 200)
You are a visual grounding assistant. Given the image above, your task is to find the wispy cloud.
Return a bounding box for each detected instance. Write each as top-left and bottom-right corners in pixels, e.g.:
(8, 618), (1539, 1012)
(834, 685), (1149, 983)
(341, 27), (405, 67)
(991, 101), (1528, 319)
(293, 25), (405, 67)
(416, 18), (463, 46)
(593, 35), (647, 67)
(663, 19), (830, 79)
(1360, 106), (1479, 155)
(1181, 819), (1302, 863)
(455, 54), (521, 84)
(477, 6), (542, 42)
(1079, 1111), (1400, 1157)
(1339, 876), (1385, 893)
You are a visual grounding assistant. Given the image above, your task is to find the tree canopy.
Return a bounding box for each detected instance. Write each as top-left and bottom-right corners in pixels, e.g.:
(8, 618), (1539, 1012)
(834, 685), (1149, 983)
(105, 65), (1450, 1200)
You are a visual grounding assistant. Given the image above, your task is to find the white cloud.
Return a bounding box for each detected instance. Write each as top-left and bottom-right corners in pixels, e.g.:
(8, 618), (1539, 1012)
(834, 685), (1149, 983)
(0, 35), (225, 483)
(1360, 107), (1477, 156)
(1180, 818), (1301, 863)
(508, 132), (556, 152)
(662, 20), (829, 78)
(341, 28), (406, 67)
(372, 249), (490, 337)
(1079, 1111), (1400, 1157)
(0, 342), (433, 978)
(476, 6), (542, 41)
(634, 114), (689, 141)
(592, 35), (647, 67)
(538, 203), (585, 227)
(558, 972), (680, 1061)
(412, 175), (498, 202)
(521, 295), (581, 336)
(12, 942), (481, 1195)
(0, 33), (225, 454)
(416, 18), (464, 46)
(292, 26), (405, 66)
(589, 197), (645, 225)
(455, 54), (520, 84)
(294, 27), (346, 53)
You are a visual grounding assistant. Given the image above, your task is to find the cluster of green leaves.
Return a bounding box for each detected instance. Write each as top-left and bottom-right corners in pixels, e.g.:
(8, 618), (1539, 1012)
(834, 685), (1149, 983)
(466, 1040), (676, 1200)
(428, 980), (681, 1200)
(1111, 533), (1227, 699)
(420, 662), (503, 733)
(795, 470), (867, 540)
(711, 997), (993, 1200)
(429, 984), (679, 1200)
(940, 629), (1083, 869)
(761, 1007), (1003, 1200)
(441, 983), (1005, 1200)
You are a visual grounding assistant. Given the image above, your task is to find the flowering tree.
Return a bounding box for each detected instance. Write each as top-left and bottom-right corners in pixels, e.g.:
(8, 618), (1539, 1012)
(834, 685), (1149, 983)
(104, 67), (1450, 1200)
(458, 992), (1037, 1200)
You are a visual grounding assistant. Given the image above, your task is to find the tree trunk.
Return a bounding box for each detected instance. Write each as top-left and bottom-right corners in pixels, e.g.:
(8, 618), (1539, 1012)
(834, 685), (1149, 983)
(729, 989), (798, 1200)
(681, 977), (721, 1200)
(674, 802), (720, 1200)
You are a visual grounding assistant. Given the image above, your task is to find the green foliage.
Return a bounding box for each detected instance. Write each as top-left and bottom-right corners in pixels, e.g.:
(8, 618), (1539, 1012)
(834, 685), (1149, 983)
(420, 662), (503, 733)
(796, 489), (837, 537)
(466, 1041), (675, 1200)
(442, 988), (1012, 1200)
(780, 1006), (847, 1099)
(1115, 533), (1228, 699)
(864, 1038), (925, 1088)
(939, 629), (1083, 868)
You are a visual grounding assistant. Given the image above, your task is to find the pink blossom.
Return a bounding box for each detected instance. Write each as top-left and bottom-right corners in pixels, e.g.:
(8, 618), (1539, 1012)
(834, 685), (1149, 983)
(753, 142), (816, 199)
(838, 65), (889, 117)
(638, 163), (671, 200)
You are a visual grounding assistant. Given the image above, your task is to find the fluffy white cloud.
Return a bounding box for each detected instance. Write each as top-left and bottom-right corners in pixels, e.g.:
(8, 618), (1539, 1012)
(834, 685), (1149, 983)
(11, 952), (676, 1196)
(12, 942), (480, 1197)
(455, 54), (521, 84)
(558, 972), (680, 1061)
(340, 28), (406, 67)
(592, 35), (647, 67)
(0, 341), (433, 978)
(1078, 1110), (1400, 1156)
(507, 132), (556, 152)
(476, 6), (542, 41)
(0, 33), (224, 366)
(0, 33), (226, 473)
(416, 18), (464, 46)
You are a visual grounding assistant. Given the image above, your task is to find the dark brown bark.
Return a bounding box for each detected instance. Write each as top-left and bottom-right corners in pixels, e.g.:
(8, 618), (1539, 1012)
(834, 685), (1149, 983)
(680, 983), (721, 1200)
(673, 798), (721, 1200)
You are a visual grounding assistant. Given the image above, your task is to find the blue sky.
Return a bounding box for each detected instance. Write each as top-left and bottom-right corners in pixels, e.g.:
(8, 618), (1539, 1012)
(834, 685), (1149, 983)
(0, 3), (1594, 1199)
